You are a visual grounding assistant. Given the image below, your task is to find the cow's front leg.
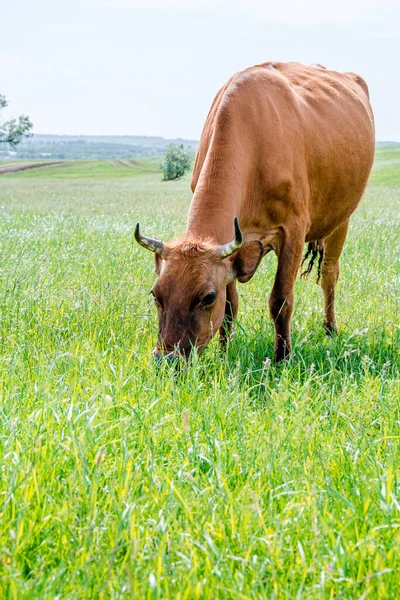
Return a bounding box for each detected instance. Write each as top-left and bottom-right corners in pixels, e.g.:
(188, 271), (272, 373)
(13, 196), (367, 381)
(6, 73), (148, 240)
(219, 281), (238, 345)
(269, 235), (304, 361)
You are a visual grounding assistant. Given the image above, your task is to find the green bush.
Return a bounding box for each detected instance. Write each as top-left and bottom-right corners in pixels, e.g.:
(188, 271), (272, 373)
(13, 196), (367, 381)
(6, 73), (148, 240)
(162, 143), (194, 180)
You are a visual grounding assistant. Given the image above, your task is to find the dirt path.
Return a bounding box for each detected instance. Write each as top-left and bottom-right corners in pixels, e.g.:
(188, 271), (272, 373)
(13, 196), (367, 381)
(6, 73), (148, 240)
(107, 158), (160, 173)
(0, 161), (70, 175)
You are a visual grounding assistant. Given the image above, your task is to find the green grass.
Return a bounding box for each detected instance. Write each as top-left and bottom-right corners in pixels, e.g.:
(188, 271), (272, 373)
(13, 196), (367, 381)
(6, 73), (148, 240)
(369, 144), (400, 187)
(0, 157), (162, 179)
(0, 146), (399, 598)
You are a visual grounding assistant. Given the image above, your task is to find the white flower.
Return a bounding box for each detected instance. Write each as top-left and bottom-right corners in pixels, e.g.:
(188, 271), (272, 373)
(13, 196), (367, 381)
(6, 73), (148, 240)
(149, 573), (157, 590)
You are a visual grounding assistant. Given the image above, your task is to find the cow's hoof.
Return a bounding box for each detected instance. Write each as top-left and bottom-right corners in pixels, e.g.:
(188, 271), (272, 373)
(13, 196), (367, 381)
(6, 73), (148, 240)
(274, 345), (292, 362)
(324, 321), (337, 337)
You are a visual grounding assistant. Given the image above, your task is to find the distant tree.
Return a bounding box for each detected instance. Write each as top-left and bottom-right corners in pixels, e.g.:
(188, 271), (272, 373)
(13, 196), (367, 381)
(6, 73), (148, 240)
(0, 95), (33, 148)
(162, 143), (194, 181)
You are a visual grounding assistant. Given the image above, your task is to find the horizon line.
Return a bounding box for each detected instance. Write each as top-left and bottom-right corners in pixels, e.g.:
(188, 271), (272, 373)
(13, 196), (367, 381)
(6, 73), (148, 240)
(18, 133), (400, 145)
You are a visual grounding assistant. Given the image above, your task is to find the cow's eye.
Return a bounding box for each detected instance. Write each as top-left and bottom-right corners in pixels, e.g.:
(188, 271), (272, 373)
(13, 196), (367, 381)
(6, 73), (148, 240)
(151, 290), (162, 308)
(201, 292), (216, 307)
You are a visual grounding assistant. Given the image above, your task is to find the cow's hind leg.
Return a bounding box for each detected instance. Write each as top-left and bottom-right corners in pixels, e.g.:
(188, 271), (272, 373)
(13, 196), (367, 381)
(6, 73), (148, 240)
(320, 219), (350, 335)
(219, 281), (238, 345)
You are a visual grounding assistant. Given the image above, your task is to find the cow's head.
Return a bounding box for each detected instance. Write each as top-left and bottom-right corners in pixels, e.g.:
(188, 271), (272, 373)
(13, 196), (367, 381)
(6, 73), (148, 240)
(135, 218), (264, 359)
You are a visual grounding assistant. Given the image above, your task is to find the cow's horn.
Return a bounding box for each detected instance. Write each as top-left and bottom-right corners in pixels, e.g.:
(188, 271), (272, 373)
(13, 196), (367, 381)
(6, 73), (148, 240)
(134, 223), (163, 255)
(217, 217), (243, 258)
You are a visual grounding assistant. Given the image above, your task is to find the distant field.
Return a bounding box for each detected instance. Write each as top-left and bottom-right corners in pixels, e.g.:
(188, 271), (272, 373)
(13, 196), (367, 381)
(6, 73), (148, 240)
(0, 133), (199, 161)
(369, 144), (400, 187)
(0, 156), (161, 178)
(0, 145), (399, 598)
(1, 144), (399, 184)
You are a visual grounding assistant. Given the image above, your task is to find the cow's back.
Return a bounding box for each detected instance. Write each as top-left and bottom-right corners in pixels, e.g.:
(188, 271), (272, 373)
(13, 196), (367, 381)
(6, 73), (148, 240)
(275, 62), (374, 237)
(191, 62), (375, 242)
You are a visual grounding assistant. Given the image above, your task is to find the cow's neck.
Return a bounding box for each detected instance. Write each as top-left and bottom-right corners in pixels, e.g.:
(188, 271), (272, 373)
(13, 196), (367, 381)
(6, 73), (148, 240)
(185, 156), (243, 244)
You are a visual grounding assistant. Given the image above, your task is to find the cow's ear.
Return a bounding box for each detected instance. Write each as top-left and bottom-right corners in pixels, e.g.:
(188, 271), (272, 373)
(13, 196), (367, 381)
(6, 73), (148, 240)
(154, 254), (163, 275)
(230, 241), (264, 283)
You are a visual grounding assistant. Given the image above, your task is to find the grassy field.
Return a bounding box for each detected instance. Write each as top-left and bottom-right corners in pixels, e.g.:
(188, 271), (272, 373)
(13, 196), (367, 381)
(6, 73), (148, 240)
(0, 146), (399, 599)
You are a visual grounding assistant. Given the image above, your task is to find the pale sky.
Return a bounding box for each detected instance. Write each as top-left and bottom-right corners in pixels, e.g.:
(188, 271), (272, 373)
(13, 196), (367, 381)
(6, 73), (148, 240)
(1, 0), (399, 140)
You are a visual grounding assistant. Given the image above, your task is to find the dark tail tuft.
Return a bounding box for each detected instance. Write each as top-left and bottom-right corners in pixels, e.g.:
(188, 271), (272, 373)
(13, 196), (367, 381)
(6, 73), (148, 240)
(300, 240), (324, 284)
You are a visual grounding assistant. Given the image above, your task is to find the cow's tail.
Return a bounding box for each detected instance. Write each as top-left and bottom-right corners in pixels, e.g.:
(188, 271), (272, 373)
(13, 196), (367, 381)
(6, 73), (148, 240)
(300, 239), (324, 284)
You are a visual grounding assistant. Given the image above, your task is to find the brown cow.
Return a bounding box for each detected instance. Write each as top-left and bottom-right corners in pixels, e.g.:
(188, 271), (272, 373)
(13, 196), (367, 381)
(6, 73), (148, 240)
(135, 62), (375, 361)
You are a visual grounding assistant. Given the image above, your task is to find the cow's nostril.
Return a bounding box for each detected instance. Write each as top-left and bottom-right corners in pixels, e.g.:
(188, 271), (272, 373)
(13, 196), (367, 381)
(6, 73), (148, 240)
(153, 347), (181, 363)
(153, 349), (162, 361)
